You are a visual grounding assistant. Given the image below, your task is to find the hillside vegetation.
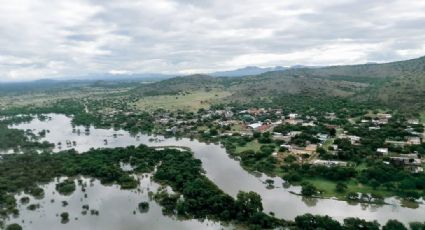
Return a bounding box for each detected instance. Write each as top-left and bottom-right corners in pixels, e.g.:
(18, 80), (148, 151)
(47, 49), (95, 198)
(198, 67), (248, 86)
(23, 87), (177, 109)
(131, 56), (425, 112)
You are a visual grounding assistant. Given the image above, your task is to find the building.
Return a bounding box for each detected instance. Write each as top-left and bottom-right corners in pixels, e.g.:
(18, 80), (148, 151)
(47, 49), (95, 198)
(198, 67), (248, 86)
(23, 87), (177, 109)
(288, 113), (298, 119)
(390, 154), (423, 173)
(407, 136), (421, 145)
(248, 122), (262, 129)
(376, 148), (388, 155)
(313, 160), (348, 167)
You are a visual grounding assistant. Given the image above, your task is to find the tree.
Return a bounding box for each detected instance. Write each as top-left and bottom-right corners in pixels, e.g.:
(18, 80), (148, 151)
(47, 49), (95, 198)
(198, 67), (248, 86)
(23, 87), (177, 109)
(235, 191), (263, 219)
(410, 222), (425, 230)
(346, 192), (359, 201)
(60, 212), (69, 224)
(335, 182), (348, 193)
(138, 202), (149, 213)
(295, 214), (342, 230)
(329, 128), (336, 137)
(301, 183), (318, 197)
(6, 224), (22, 230)
(343, 217), (380, 230)
(383, 220), (407, 230)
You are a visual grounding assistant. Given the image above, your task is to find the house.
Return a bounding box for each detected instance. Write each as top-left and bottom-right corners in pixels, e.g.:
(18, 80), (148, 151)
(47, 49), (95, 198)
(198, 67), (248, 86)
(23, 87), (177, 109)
(377, 113), (392, 119)
(288, 113), (298, 119)
(248, 122), (262, 129)
(407, 119), (420, 125)
(305, 144), (317, 152)
(313, 160), (348, 167)
(369, 126), (380, 130)
(285, 119), (303, 125)
(407, 136), (421, 145)
(385, 140), (406, 147)
(280, 144), (292, 150)
(302, 121), (316, 127)
(325, 113), (336, 120)
(288, 131), (302, 137)
(390, 153), (423, 173)
(338, 134), (361, 144)
(376, 148), (388, 155)
(317, 133), (329, 142)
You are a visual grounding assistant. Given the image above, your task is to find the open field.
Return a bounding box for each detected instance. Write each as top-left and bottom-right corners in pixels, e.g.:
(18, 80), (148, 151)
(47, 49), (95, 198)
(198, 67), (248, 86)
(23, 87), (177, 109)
(235, 140), (263, 153)
(306, 178), (392, 199)
(133, 90), (231, 112)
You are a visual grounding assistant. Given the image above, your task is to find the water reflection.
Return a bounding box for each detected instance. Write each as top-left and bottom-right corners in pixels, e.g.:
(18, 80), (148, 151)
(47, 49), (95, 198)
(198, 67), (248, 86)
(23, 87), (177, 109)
(301, 197), (319, 207)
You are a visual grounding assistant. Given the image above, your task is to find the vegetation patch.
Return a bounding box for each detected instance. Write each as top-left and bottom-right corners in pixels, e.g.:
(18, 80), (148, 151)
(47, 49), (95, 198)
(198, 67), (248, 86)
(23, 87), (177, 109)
(55, 179), (76, 196)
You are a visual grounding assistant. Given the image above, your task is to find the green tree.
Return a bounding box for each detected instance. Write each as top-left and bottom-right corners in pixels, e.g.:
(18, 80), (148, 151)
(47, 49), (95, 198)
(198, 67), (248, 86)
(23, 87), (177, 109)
(383, 220), (407, 230)
(6, 224), (22, 230)
(235, 191), (263, 219)
(343, 217), (380, 230)
(335, 182), (348, 193)
(301, 183), (318, 197)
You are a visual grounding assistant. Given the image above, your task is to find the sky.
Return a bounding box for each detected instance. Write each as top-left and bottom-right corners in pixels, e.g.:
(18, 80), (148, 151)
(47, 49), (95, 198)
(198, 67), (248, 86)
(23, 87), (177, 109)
(1, 0), (425, 81)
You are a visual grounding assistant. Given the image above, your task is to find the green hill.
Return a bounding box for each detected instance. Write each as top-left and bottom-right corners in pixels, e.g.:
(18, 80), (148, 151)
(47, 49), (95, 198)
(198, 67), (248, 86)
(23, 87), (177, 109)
(132, 56), (425, 112)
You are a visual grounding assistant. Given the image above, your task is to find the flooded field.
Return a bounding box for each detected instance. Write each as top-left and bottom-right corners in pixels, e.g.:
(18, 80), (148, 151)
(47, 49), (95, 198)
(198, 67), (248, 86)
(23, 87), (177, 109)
(7, 114), (425, 226)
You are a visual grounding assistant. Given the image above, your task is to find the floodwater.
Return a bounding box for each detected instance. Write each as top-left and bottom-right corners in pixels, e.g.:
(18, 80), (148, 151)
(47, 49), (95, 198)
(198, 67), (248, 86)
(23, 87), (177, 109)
(8, 176), (224, 230)
(8, 114), (425, 227)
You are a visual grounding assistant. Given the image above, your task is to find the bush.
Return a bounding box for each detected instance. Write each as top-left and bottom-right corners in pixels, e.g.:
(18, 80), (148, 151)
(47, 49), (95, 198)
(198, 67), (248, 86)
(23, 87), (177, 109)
(56, 180), (76, 195)
(301, 183), (318, 197)
(6, 224), (22, 230)
(383, 220), (407, 230)
(138, 202), (149, 213)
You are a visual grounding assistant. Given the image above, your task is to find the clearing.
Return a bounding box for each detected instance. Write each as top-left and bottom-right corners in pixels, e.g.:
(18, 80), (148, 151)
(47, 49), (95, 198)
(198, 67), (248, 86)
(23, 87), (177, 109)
(133, 90), (231, 112)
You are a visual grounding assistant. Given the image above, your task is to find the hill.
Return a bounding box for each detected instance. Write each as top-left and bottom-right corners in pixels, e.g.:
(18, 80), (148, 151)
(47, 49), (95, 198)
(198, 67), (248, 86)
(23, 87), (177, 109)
(132, 56), (425, 112)
(210, 66), (287, 77)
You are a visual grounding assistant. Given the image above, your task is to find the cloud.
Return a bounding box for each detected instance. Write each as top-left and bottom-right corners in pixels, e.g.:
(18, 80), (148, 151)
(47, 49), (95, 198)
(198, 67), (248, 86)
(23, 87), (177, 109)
(0, 0), (425, 81)
(108, 69), (132, 75)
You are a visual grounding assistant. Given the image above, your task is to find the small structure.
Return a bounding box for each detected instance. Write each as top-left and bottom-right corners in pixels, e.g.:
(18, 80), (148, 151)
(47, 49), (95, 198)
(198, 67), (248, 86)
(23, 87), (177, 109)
(390, 154), (423, 173)
(305, 144), (317, 152)
(376, 148), (388, 155)
(248, 122), (262, 130)
(312, 160), (348, 167)
(406, 136), (421, 145)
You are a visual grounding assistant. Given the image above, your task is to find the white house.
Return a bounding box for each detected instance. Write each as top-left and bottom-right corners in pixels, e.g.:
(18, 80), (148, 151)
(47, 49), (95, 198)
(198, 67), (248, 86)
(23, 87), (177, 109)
(377, 148), (388, 155)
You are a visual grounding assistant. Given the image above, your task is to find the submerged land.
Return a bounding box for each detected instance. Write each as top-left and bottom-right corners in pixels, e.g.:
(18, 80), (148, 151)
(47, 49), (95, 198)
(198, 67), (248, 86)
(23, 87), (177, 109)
(1, 56), (425, 229)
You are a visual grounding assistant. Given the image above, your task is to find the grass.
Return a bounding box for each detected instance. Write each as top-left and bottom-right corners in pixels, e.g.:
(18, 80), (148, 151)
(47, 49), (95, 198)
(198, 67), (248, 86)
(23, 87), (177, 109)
(230, 124), (245, 132)
(235, 140), (262, 154)
(322, 138), (334, 149)
(305, 178), (391, 199)
(133, 90), (231, 112)
(420, 112), (425, 124)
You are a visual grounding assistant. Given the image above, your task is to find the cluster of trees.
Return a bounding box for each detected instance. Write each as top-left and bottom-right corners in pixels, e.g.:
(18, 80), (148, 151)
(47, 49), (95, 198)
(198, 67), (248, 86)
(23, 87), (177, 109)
(0, 124), (53, 151)
(283, 164), (357, 182)
(294, 214), (413, 230)
(0, 145), (284, 229)
(151, 148), (282, 228)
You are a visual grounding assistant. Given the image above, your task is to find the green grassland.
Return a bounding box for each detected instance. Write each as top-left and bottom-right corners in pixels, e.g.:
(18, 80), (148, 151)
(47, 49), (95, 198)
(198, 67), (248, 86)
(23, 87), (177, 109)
(133, 90), (231, 112)
(305, 178), (391, 200)
(235, 140), (263, 154)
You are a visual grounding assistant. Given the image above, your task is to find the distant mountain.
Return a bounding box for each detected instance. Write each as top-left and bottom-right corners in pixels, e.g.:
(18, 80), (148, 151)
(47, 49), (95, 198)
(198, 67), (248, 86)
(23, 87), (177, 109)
(64, 73), (175, 82)
(209, 66), (288, 77)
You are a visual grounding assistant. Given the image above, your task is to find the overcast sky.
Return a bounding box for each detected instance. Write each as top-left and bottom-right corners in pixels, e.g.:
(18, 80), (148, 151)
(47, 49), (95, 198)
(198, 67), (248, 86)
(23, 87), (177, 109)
(1, 0), (425, 81)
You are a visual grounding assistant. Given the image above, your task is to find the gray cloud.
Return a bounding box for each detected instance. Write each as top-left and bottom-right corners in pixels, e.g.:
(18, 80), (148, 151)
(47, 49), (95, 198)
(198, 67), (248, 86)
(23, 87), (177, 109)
(1, 0), (425, 81)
